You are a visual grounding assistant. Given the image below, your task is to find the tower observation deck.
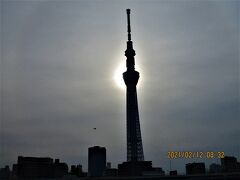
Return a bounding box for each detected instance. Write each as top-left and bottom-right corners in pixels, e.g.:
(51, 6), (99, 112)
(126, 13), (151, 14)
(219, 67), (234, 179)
(123, 9), (144, 162)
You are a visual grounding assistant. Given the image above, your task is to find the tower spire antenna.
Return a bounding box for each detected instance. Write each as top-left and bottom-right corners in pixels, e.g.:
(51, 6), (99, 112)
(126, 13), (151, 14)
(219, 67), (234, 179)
(125, 9), (136, 71)
(126, 9), (131, 41)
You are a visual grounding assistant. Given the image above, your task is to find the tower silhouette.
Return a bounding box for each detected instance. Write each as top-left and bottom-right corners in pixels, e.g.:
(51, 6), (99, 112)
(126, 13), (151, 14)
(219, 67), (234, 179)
(123, 9), (144, 162)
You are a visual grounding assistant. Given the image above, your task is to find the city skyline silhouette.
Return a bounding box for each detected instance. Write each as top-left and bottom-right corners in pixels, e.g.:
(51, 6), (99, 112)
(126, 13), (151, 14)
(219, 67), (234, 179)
(1, 0), (239, 174)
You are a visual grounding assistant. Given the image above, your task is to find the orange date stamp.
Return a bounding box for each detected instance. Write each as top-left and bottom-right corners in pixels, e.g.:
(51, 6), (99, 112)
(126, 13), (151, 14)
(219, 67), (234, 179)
(167, 151), (225, 159)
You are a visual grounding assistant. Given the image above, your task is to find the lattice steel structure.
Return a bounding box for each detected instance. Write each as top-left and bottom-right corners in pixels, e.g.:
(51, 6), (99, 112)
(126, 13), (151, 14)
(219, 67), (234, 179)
(123, 9), (144, 162)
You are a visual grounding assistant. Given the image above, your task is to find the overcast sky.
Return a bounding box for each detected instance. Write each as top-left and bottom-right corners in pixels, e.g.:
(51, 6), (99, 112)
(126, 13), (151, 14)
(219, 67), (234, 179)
(1, 0), (239, 173)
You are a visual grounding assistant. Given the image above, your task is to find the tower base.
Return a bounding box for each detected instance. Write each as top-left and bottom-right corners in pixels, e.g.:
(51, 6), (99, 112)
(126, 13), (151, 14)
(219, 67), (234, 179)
(118, 161), (152, 176)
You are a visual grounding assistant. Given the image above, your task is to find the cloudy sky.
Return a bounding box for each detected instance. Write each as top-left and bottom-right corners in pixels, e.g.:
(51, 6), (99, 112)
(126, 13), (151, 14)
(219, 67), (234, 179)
(1, 0), (239, 173)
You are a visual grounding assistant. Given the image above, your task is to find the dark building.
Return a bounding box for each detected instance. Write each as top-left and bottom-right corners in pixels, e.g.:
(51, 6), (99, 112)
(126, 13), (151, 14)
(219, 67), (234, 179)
(170, 170), (178, 176)
(14, 156), (68, 178)
(17, 156), (53, 178)
(123, 9), (144, 162)
(88, 146), (106, 177)
(0, 166), (10, 180)
(70, 164), (87, 177)
(118, 161), (152, 176)
(53, 159), (68, 178)
(104, 168), (118, 177)
(142, 167), (165, 176)
(104, 162), (118, 177)
(12, 164), (18, 178)
(238, 162), (240, 172)
(209, 163), (221, 173)
(107, 162), (111, 169)
(221, 156), (240, 172)
(186, 162), (206, 175)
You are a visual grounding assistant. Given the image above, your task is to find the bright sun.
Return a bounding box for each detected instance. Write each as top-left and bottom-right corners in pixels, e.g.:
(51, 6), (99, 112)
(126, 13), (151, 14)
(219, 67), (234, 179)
(113, 61), (126, 90)
(113, 60), (142, 90)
